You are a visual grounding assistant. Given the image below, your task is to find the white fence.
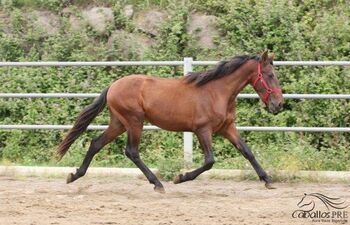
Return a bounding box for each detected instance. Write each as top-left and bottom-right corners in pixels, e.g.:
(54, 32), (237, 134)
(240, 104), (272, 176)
(1, 58), (350, 163)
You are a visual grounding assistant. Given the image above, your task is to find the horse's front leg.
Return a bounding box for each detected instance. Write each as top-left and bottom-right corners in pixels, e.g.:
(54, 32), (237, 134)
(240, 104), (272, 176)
(173, 129), (215, 184)
(219, 125), (275, 189)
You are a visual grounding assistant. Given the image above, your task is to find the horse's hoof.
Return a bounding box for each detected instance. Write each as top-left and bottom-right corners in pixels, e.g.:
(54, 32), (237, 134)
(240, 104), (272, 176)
(154, 186), (166, 194)
(66, 173), (75, 184)
(265, 182), (276, 189)
(173, 174), (183, 184)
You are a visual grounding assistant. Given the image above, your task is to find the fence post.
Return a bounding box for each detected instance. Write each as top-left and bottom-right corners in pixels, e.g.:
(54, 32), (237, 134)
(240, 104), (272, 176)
(183, 57), (194, 166)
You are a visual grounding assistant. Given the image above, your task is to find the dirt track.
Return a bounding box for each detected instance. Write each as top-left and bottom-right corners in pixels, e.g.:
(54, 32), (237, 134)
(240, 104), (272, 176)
(0, 175), (349, 225)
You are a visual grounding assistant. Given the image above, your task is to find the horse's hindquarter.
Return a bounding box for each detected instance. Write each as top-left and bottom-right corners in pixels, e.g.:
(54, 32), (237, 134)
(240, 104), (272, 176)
(107, 75), (146, 122)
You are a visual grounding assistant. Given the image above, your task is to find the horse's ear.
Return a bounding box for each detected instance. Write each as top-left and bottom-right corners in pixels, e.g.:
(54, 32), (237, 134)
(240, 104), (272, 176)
(260, 50), (269, 64)
(269, 53), (275, 61)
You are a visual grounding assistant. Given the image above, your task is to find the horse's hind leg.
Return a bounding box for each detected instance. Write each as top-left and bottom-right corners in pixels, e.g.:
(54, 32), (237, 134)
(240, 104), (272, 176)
(67, 118), (125, 184)
(125, 125), (165, 193)
(173, 129), (215, 184)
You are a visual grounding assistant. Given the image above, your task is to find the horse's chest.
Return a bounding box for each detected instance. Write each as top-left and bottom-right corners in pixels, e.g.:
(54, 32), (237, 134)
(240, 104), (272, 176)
(210, 101), (235, 131)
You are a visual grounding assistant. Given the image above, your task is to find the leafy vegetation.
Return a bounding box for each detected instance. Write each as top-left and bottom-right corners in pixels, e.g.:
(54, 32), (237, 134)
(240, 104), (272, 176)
(0, 0), (349, 175)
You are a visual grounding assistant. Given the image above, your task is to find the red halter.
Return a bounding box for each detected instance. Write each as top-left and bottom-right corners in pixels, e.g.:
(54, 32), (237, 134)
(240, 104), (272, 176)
(252, 63), (282, 104)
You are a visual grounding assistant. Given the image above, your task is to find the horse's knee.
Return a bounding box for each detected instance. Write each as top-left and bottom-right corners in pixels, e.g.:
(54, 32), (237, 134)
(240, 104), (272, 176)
(237, 140), (255, 160)
(125, 148), (139, 160)
(204, 158), (215, 170)
(241, 149), (254, 160)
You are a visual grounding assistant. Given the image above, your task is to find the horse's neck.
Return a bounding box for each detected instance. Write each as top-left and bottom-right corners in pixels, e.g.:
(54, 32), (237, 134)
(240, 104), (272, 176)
(208, 60), (256, 99)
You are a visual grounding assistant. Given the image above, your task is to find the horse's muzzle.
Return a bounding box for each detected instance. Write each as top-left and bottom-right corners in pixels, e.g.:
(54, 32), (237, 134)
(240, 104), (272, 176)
(268, 100), (283, 115)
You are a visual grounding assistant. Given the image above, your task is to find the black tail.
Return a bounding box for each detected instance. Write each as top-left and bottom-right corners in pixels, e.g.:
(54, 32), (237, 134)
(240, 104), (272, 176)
(57, 87), (109, 159)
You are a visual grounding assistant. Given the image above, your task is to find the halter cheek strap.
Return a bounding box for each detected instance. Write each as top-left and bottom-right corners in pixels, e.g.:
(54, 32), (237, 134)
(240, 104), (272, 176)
(252, 63), (282, 104)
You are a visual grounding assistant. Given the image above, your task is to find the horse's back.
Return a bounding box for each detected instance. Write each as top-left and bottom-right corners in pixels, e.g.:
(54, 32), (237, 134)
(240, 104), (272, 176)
(107, 74), (184, 104)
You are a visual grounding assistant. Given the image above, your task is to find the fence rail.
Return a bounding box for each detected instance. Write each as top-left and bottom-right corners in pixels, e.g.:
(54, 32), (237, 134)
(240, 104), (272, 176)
(0, 93), (349, 99)
(0, 61), (184, 66)
(1, 58), (349, 163)
(0, 125), (349, 132)
(193, 61), (350, 66)
(1, 61), (350, 67)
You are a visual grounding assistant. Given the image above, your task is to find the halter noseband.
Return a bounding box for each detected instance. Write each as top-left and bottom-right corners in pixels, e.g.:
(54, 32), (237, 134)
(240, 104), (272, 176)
(252, 63), (282, 104)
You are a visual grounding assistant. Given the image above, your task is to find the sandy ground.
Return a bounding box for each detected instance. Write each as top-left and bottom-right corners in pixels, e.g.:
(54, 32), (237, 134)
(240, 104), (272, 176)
(0, 175), (349, 225)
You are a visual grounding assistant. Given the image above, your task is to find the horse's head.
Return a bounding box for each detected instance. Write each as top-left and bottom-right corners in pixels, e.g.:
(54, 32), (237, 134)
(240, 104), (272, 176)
(297, 193), (316, 212)
(250, 50), (283, 114)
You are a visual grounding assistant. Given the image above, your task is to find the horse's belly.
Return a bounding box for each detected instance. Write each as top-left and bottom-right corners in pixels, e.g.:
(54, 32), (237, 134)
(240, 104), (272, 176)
(141, 82), (196, 131)
(144, 110), (192, 132)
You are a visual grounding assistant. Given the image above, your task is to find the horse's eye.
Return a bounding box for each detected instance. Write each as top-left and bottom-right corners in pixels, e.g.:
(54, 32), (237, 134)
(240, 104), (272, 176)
(268, 73), (274, 78)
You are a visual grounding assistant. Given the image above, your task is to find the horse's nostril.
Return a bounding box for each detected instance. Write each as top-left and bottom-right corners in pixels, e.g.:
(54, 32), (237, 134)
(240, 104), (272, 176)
(271, 101), (281, 108)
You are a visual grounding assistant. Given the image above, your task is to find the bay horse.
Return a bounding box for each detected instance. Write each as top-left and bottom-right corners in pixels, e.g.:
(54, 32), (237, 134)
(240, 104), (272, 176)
(57, 50), (283, 193)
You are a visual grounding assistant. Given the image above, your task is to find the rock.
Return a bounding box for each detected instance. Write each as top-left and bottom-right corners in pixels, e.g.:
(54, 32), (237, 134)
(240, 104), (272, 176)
(29, 10), (60, 35)
(69, 15), (85, 31)
(82, 7), (113, 33)
(0, 10), (11, 34)
(134, 10), (167, 36)
(61, 7), (85, 31)
(187, 13), (219, 49)
(123, 5), (134, 19)
(107, 30), (155, 59)
(62, 7), (73, 15)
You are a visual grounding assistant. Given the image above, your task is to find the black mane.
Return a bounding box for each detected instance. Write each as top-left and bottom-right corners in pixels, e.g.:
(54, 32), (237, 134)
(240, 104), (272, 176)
(185, 55), (259, 86)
